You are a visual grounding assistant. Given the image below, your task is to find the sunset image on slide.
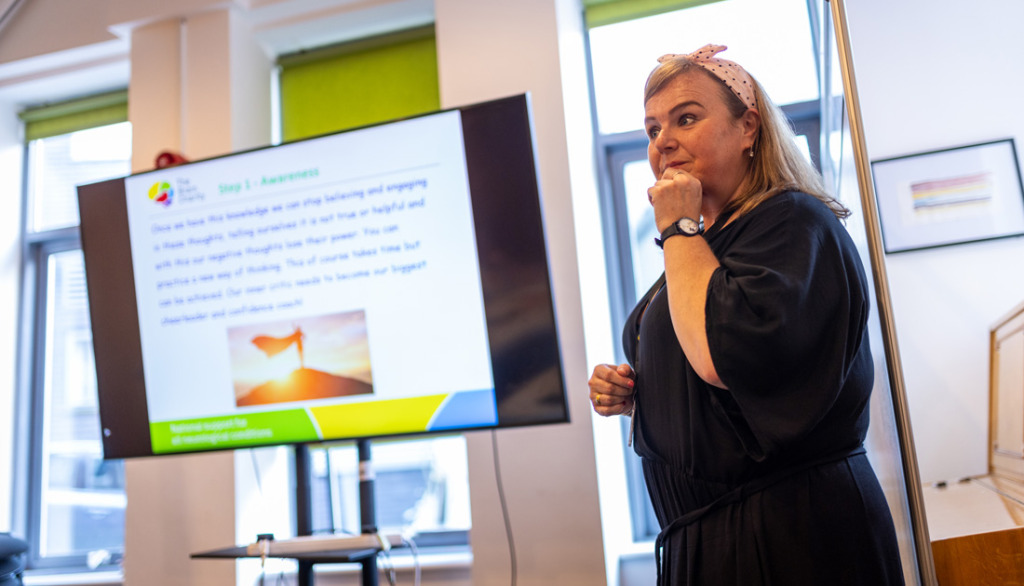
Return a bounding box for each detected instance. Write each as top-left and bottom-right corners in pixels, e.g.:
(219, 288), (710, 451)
(228, 310), (373, 407)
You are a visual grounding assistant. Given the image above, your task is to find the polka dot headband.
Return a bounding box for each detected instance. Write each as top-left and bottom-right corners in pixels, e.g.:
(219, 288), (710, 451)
(657, 44), (756, 111)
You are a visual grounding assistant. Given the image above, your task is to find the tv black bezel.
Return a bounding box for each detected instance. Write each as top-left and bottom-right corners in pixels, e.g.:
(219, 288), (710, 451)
(78, 93), (569, 459)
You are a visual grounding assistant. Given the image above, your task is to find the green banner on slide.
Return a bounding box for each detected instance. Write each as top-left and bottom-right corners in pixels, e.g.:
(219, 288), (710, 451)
(151, 409), (319, 453)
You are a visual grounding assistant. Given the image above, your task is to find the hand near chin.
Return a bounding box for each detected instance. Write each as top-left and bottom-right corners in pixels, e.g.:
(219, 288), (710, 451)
(648, 167), (702, 232)
(588, 363), (635, 416)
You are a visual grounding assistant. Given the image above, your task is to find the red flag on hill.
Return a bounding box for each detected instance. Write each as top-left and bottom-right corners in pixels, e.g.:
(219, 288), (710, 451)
(251, 327), (304, 359)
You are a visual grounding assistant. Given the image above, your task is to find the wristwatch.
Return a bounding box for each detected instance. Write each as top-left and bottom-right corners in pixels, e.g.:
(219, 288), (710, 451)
(655, 217), (704, 248)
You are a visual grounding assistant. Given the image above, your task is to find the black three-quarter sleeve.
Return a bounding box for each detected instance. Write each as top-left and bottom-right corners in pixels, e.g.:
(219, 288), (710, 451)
(704, 192), (870, 458)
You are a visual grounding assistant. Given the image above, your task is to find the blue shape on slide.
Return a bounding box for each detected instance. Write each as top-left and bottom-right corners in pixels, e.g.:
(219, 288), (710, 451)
(428, 389), (498, 431)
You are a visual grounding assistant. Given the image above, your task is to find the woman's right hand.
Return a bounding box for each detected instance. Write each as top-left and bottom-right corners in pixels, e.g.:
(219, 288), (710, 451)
(588, 363), (636, 416)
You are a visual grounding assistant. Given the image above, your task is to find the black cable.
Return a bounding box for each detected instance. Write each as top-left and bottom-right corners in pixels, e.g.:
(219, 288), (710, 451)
(491, 429), (517, 586)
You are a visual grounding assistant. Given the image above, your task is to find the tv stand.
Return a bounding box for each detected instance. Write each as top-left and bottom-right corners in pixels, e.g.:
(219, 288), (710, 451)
(296, 439), (380, 586)
(192, 439), (387, 586)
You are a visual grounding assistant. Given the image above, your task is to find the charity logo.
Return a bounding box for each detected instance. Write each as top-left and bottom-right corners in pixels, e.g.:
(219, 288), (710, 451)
(148, 181), (173, 207)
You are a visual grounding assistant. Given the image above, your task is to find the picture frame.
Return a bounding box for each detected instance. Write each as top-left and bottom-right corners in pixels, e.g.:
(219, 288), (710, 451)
(871, 138), (1024, 253)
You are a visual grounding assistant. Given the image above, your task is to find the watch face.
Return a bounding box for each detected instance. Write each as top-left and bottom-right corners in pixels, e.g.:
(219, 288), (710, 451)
(678, 217), (700, 235)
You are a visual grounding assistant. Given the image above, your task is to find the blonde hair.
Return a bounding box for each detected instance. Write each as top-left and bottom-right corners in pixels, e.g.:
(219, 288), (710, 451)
(644, 56), (849, 220)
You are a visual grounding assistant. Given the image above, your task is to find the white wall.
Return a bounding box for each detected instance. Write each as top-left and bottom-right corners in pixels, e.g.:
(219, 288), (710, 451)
(0, 0), (116, 64)
(846, 0), (1024, 484)
(435, 0), (609, 584)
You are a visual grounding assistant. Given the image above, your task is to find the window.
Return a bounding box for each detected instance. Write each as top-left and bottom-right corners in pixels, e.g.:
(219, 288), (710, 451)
(585, 0), (822, 541)
(277, 27), (471, 550)
(18, 95), (131, 570)
(587, 0), (818, 135)
(308, 436), (470, 547)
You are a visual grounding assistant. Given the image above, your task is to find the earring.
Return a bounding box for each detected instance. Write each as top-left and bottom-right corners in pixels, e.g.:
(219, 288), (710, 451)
(749, 146), (755, 158)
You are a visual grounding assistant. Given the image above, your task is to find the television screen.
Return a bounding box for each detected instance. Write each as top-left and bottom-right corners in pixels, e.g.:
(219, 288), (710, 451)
(78, 94), (568, 459)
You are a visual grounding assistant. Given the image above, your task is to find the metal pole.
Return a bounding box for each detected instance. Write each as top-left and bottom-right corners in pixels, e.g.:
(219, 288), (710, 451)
(358, 439), (379, 586)
(826, 1), (938, 583)
(295, 444), (315, 586)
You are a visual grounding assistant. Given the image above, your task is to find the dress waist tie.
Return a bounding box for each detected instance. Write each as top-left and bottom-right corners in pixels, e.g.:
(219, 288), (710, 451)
(654, 445), (867, 585)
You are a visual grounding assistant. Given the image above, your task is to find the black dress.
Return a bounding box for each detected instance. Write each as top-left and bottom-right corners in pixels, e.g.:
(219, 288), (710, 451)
(623, 191), (904, 585)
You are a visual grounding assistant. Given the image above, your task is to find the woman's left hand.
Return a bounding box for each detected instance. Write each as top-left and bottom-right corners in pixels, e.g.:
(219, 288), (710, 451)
(648, 168), (703, 232)
(588, 363), (635, 417)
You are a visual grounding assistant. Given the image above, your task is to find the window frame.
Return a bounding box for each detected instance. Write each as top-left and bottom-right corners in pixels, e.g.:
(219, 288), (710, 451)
(15, 126), (128, 573)
(306, 439), (471, 551)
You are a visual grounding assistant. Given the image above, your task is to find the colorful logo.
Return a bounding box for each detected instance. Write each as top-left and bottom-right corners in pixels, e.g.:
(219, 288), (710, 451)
(148, 181), (173, 207)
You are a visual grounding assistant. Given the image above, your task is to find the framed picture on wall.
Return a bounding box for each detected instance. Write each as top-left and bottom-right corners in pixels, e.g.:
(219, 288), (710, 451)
(871, 138), (1024, 253)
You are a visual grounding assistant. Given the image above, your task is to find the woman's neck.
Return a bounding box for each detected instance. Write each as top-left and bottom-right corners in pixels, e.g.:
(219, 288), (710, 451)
(701, 196), (729, 229)
(704, 175), (753, 229)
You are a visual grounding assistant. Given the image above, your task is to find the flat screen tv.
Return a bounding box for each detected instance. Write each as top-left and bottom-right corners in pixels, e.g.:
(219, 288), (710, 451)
(78, 94), (568, 459)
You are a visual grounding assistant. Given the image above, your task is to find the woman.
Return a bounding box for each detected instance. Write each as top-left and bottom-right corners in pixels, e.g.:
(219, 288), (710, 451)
(588, 45), (904, 585)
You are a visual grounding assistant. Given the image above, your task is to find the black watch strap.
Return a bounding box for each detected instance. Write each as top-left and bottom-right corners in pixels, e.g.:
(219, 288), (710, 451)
(655, 217), (704, 248)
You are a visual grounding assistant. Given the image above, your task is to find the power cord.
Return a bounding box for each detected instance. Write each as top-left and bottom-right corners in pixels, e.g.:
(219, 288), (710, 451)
(401, 535), (422, 586)
(491, 429), (517, 586)
(970, 477), (1024, 509)
(379, 548), (397, 586)
(833, 96), (847, 200)
(251, 448), (269, 586)
(249, 448), (265, 498)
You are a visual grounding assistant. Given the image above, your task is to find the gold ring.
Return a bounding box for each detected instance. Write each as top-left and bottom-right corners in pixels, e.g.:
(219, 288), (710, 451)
(594, 394), (601, 406)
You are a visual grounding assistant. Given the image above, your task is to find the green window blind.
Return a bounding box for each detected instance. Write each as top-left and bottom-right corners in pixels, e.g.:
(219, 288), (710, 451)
(19, 90), (128, 142)
(278, 26), (440, 142)
(583, 0), (725, 27)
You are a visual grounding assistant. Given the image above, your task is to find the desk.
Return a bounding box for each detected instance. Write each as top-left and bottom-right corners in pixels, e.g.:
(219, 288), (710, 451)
(924, 477), (1024, 585)
(191, 544), (380, 563)
(191, 539), (390, 585)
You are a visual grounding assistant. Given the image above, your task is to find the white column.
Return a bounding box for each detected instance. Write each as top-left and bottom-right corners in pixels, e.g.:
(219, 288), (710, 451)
(124, 9), (272, 585)
(434, 0), (609, 584)
(129, 18), (183, 173)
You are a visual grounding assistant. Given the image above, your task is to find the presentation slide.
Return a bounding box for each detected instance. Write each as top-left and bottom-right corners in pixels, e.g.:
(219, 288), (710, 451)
(122, 111), (497, 453)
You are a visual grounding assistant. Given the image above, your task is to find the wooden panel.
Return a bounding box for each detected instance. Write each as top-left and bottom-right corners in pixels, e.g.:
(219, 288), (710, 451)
(995, 330), (1024, 457)
(990, 476), (1024, 526)
(933, 526), (1024, 586)
(991, 304), (1024, 479)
